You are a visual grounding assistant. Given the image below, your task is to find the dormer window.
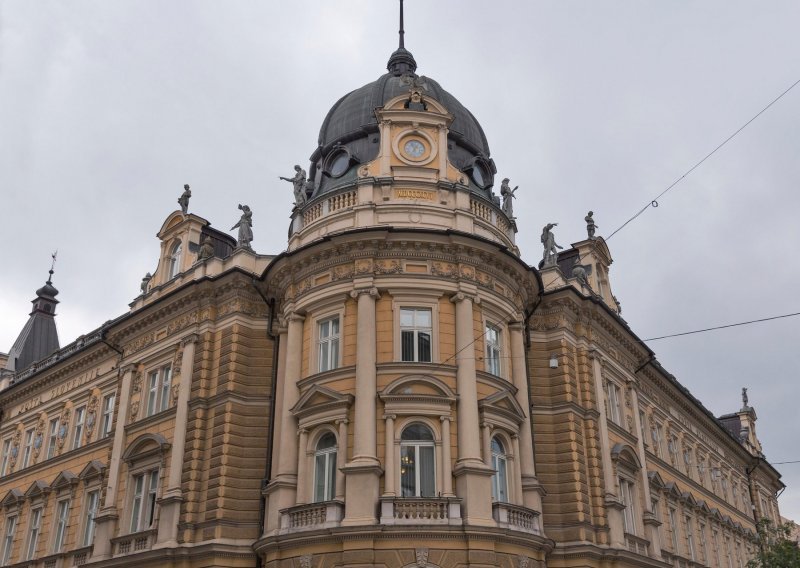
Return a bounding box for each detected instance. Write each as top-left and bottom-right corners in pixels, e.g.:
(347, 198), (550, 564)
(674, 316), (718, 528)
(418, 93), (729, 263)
(168, 242), (182, 279)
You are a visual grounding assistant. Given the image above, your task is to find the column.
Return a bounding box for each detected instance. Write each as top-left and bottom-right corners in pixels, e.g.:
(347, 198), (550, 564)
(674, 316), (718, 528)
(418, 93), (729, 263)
(631, 386), (661, 557)
(511, 434), (524, 504)
(156, 334), (198, 547)
(383, 415), (396, 496)
(451, 291), (494, 526)
(509, 321), (544, 511)
(341, 286), (382, 526)
(335, 419), (348, 500)
(591, 350), (625, 547)
(440, 416), (454, 496)
(481, 422), (492, 467)
(264, 310), (304, 532)
(91, 364), (134, 560)
(295, 429), (309, 504)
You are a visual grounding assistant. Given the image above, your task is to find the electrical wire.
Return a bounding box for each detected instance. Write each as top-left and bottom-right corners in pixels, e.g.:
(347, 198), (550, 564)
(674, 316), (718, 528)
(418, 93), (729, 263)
(644, 311), (800, 342)
(606, 77), (800, 241)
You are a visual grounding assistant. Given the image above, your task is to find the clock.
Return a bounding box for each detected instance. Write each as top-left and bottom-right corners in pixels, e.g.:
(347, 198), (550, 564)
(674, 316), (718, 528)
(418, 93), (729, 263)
(403, 139), (425, 158)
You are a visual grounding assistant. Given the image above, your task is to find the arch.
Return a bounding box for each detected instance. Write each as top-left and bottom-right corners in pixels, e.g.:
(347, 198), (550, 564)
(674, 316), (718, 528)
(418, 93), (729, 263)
(399, 422), (436, 498)
(395, 416), (441, 442)
(382, 374), (456, 399)
(490, 434), (510, 502)
(122, 433), (170, 463)
(167, 240), (183, 279)
(611, 443), (642, 470)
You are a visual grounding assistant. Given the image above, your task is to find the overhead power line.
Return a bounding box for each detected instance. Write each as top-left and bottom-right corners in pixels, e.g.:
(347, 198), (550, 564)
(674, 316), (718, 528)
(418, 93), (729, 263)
(607, 76), (800, 240)
(644, 311), (800, 342)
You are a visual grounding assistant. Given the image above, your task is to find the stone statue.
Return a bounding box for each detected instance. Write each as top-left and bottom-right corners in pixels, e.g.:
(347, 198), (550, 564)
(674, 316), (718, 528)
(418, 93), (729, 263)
(231, 204), (253, 250)
(178, 184), (191, 215)
(140, 272), (152, 295)
(571, 257), (589, 288)
(613, 295), (622, 314)
(500, 178), (518, 218)
(280, 165), (307, 207)
(198, 236), (214, 261)
(742, 387), (749, 408)
(541, 223), (563, 267)
(585, 211), (598, 239)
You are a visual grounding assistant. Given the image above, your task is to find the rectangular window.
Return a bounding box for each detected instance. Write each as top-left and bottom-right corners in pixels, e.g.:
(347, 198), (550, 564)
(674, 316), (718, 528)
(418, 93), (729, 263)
(26, 507), (42, 560)
(638, 410), (647, 444)
(484, 323), (502, 376)
(1, 516), (16, 565)
(0, 440), (10, 476)
(52, 500), (70, 552)
(668, 507), (678, 551)
(130, 469), (159, 533)
(619, 478), (637, 534)
(317, 317), (340, 372)
(400, 308), (432, 363)
(652, 422), (663, 457)
(72, 406), (86, 450)
(713, 529), (721, 568)
(725, 536), (734, 568)
(699, 523), (708, 564)
(83, 490), (99, 547)
(100, 394), (115, 438)
(606, 382), (621, 425)
(46, 418), (59, 460)
(146, 366), (172, 417)
(685, 515), (695, 560)
(21, 429), (34, 469)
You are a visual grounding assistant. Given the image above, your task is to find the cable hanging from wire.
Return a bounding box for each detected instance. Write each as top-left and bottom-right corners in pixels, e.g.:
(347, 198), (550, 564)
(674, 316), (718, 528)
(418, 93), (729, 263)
(607, 76), (800, 241)
(644, 311), (800, 341)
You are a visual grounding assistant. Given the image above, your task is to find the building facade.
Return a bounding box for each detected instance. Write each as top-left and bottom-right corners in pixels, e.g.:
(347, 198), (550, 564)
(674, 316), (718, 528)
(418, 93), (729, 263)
(0, 28), (783, 568)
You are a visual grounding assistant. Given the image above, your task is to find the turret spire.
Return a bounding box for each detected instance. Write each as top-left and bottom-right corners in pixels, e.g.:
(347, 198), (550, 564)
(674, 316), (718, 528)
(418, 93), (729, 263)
(387, 0), (417, 76)
(399, 0), (405, 49)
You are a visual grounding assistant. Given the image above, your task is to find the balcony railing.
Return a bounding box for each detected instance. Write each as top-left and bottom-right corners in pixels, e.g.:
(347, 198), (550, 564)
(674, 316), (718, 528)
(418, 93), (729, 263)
(492, 502), (541, 534)
(111, 528), (156, 556)
(279, 501), (344, 533)
(70, 546), (92, 566)
(625, 533), (650, 556)
(380, 497), (463, 526)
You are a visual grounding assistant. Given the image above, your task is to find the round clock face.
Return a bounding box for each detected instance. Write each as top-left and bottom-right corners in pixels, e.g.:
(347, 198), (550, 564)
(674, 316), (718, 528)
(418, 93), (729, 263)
(403, 139), (425, 158)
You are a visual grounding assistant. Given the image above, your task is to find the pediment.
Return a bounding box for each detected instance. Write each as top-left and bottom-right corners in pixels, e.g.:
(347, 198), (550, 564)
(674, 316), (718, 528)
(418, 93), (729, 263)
(382, 90), (452, 117)
(681, 492), (698, 507)
(78, 460), (106, 481)
(123, 433), (170, 463)
(24, 480), (50, 499)
(696, 499), (712, 514)
(292, 385), (353, 417)
(0, 489), (23, 508)
(663, 481), (682, 498)
(51, 471), (78, 491)
(157, 211), (208, 239)
(611, 443), (641, 470)
(478, 390), (526, 425)
(382, 375), (456, 399)
(648, 471), (666, 489)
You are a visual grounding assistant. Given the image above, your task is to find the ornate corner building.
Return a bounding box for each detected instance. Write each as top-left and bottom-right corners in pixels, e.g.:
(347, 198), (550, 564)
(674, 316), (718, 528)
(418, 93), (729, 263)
(0, 24), (784, 568)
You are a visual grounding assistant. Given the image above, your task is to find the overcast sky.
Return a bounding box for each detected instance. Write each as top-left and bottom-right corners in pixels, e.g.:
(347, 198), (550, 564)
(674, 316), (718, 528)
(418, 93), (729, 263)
(1, 1), (799, 521)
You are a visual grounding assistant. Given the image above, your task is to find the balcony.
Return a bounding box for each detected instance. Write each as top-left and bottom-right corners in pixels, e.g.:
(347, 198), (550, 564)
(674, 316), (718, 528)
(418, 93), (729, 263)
(492, 502), (541, 534)
(111, 528), (156, 556)
(624, 533), (650, 556)
(279, 501), (344, 533)
(380, 497), (463, 526)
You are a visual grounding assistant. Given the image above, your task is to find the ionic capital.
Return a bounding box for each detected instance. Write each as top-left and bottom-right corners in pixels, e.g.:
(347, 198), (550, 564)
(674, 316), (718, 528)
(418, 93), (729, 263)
(350, 287), (380, 300)
(181, 333), (200, 347)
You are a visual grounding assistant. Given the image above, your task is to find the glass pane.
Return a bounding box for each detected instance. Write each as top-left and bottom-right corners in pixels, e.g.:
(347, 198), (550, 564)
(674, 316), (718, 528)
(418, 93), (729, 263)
(319, 320), (329, 339)
(317, 433), (336, 450)
(418, 332), (431, 362)
(417, 309), (431, 328)
(401, 330), (414, 361)
(491, 437), (504, 454)
(400, 309), (414, 327)
(331, 317), (339, 335)
(400, 446), (416, 497)
(314, 454), (326, 502)
(420, 446), (435, 497)
(319, 342), (329, 371)
(330, 338), (339, 370)
(401, 424), (433, 441)
(497, 458), (507, 502)
(327, 451), (337, 500)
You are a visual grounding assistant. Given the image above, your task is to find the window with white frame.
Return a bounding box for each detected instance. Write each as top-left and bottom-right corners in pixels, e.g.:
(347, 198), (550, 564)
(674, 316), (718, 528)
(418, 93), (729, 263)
(52, 499), (70, 552)
(484, 323), (502, 376)
(0, 440), (10, 476)
(129, 469), (159, 533)
(82, 490), (99, 547)
(668, 506), (678, 551)
(606, 381), (622, 425)
(619, 477), (637, 534)
(46, 418), (59, 460)
(21, 429), (34, 469)
(400, 308), (432, 363)
(146, 365), (172, 417)
(313, 432), (337, 502)
(651, 498), (662, 541)
(1, 515), (16, 565)
(99, 393), (115, 438)
(490, 437), (508, 502)
(25, 507), (42, 560)
(167, 242), (182, 279)
(400, 423), (435, 497)
(685, 515), (696, 561)
(72, 406), (86, 450)
(699, 522), (709, 564)
(317, 317), (340, 373)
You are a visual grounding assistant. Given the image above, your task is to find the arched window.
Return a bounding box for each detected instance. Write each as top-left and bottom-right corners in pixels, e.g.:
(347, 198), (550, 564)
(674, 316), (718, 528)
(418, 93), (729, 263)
(168, 242), (182, 279)
(400, 424), (435, 497)
(313, 433), (337, 502)
(491, 437), (508, 502)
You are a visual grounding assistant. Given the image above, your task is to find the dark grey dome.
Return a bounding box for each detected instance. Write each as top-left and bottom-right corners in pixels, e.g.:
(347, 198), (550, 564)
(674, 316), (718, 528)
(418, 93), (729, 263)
(306, 49), (496, 199)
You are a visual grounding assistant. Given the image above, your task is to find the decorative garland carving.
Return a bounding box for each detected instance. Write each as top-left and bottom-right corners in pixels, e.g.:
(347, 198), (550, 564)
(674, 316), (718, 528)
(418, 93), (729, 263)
(415, 548), (429, 567)
(56, 406), (71, 450)
(8, 428), (22, 469)
(85, 394), (99, 442)
(31, 417), (46, 461)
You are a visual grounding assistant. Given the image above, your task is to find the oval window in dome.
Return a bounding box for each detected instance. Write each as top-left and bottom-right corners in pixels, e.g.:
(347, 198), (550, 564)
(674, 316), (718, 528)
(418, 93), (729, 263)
(328, 151), (350, 177)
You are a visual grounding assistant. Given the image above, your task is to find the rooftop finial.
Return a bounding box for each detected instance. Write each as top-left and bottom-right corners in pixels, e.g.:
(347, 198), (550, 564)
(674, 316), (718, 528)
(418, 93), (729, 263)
(399, 0), (405, 49)
(48, 250), (57, 284)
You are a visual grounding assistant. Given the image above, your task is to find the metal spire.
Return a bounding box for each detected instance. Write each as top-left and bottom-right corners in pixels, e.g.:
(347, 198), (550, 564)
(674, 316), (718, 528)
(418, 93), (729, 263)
(399, 0), (405, 49)
(47, 250), (57, 284)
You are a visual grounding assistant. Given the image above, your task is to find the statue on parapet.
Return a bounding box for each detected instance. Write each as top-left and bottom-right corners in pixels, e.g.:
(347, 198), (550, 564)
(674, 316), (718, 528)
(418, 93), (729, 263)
(178, 184), (191, 215)
(231, 204), (253, 250)
(198, 236), (215, 261)
(500, 178), (518, 218)
(585, 211), (598, 239)
(571, 257), (589, 288)
(140, 272), (152, 295)
(541, 223), (563, 267)
(280, 165), (308, 207)
(742, 387), (749, 409)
